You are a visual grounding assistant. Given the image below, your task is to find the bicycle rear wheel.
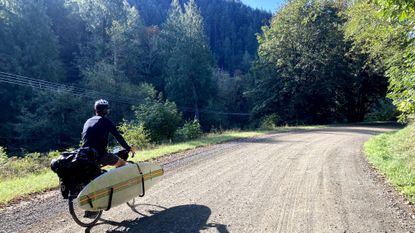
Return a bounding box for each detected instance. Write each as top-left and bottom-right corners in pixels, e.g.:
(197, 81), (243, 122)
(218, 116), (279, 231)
(68, 195), (102, 227)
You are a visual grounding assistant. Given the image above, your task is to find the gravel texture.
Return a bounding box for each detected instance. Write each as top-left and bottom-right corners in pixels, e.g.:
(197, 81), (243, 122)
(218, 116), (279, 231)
(1, 124), (414, 233)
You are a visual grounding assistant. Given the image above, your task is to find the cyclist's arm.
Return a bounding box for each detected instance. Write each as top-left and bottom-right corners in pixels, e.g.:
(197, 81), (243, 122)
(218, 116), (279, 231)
(108, 121), (131, 151)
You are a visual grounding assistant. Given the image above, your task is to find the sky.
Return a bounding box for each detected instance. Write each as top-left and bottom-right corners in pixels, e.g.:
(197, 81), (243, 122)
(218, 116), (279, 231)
(240, 0), (285, 12)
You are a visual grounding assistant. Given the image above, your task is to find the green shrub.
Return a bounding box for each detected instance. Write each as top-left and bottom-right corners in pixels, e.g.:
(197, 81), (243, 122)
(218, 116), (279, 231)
(134, 98), (182, 143)
(0, 151), (51, 181)
(118, 121), (150, 149)
(210, 126), (224, 134)
(260, 114), (280, 130)
(47, 150), (61, 159)
(365, 99), (397, 122)
(0, 147), (7, 165)
(174, 120), (203, 142)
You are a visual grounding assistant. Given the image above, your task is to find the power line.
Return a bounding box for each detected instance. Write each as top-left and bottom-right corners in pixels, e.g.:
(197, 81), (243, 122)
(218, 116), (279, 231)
(0, 71), (251, 117)
(0, 72), (143, 105)
(200, 110), (250, 116)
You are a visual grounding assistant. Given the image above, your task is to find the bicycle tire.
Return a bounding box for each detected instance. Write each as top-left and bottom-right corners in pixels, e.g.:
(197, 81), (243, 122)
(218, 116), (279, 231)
(68, 196), (102, 227)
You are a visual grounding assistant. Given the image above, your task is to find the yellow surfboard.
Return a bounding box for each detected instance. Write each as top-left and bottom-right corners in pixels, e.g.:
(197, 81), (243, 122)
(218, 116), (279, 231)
(77, 162), (163, 211)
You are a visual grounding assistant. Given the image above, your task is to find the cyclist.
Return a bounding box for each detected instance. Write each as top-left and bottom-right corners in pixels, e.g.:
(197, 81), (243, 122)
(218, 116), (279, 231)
(82, 99), (132, 168)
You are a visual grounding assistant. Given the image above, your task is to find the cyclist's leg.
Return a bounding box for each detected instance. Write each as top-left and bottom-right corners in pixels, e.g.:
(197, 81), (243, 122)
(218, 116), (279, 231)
(113, 158), (126, 167)
(98, 152), (126, 168)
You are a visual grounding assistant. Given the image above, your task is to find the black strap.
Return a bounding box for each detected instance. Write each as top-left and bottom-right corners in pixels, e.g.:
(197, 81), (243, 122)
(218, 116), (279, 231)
(87, 196), (94, 209)
(135, 164), (145, 197)
(106, 187), (114, 211)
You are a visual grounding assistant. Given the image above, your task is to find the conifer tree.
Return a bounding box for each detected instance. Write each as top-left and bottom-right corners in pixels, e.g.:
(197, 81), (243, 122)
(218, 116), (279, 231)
(0, 0), (64, 150)
(161, 0), (214, 120)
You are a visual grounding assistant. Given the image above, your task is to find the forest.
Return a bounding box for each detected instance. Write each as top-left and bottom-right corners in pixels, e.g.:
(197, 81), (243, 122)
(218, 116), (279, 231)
(0, 0), (413, 153)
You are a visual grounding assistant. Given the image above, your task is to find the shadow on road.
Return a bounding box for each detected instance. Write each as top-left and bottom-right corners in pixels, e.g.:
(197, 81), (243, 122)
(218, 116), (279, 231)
(307, 123), (402, 136)
(86, 204), (229, 233)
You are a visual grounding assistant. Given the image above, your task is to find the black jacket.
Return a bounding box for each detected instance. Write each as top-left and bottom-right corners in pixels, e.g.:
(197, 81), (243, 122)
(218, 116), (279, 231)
(82, 116), (130, 154)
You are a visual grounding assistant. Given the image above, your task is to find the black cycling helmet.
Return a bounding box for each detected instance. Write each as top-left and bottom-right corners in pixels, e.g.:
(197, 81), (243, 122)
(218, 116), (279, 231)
(94, 99), (109, 112)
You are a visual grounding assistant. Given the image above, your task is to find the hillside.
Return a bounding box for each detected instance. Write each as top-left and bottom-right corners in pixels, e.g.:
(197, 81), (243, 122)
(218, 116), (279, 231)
(0, 0), (271, 152)
(129, 0), (271, 73)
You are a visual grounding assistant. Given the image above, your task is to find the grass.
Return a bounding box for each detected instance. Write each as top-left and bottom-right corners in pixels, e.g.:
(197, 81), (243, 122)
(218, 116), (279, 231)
(364, 124), (415, 203)
(0, 126), (323, 205)
(0, 172), (58, 206)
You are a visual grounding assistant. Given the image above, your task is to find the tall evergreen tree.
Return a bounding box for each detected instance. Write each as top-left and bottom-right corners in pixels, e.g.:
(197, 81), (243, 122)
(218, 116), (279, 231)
(0, 0), (62, 79)
(161, 0), (215, 120)
(128, 0), (271, 75)
(66, 0), (151, 122)
(0, 0), (64, 151)
(66, 0), (144, 75)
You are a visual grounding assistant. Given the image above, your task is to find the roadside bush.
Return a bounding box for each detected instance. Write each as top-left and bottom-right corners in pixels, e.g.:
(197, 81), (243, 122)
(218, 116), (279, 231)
(407, 115), (415, 124)
(260, 114), (280, 130)
(365, 99), (397, 122)
(174, 120), (203, 142)
(47, 150), (61, 159)
(134, 98), (182, 143)
(118, 121), (150, 149)
(210, 125), (224, 134)
(0, 152), (50, 180)
(0, 147), (8, 167)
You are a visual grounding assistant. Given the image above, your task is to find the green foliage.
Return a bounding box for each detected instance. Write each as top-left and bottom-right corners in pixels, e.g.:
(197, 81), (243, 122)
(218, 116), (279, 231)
(0, 0), (63, 79)
(174, 120), (203, 142)
(0, 0), (267, 153)
(260, 114), (280, 130)
(81, 63), (156, 121)
(134, 97), (182, 143)
(375, 0), (415, 21)
(387, 51), (415, 121)
(345, 0), (415, 121)
(47, 151), (61, 159)
(160, 0), (215, 120)
(344, 1), (397, 69)
(0, 153), (50, 181)
(0, 149), (60, 182)
(207, 70), (252, 129)
(66, 0), (144, 66)
(365, 99), (397, 122)
(0, 0), (64, 151)
(118, 121), (150, 149)
(129, 0), (271, 73)
(0, 147), (7, 165)
(15, 92), (90, 152)
(251, 0), (388, 124)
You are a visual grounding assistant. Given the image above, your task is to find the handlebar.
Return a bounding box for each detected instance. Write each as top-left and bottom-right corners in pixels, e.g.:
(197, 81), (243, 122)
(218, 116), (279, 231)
(112, 146), (138, 161)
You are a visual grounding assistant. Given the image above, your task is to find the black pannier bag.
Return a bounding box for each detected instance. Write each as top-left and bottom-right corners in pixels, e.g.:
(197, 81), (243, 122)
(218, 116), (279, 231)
(51, 147), (101, 199)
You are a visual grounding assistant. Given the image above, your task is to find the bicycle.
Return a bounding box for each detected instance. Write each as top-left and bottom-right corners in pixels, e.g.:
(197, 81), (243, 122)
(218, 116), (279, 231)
(63, 148), (136, 227)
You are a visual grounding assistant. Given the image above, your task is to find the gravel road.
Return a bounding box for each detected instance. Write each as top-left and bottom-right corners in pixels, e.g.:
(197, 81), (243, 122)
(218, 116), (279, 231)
(1, 124), (415, 233)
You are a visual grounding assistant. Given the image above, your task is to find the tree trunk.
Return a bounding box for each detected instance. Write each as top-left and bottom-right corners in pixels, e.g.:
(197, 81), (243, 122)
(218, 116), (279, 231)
(191, 82), (200, 120)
